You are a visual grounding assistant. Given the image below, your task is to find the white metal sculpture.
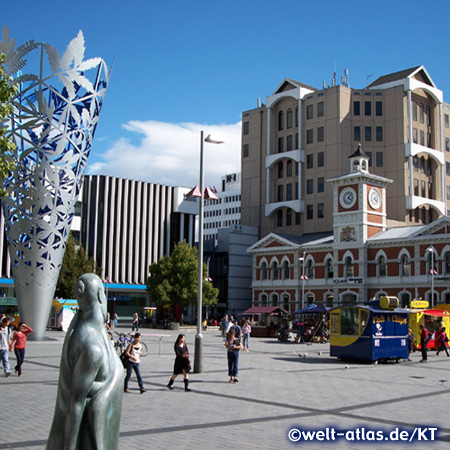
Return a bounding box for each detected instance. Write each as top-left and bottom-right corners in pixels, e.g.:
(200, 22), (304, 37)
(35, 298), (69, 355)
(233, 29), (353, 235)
(0, 26), (110, 339)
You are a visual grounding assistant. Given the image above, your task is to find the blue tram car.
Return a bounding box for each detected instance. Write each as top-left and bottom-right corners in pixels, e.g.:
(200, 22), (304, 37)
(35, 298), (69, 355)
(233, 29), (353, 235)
(330, 299), (409, 363)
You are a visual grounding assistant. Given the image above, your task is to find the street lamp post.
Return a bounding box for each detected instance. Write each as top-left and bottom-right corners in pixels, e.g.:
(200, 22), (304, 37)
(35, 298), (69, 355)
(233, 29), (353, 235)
(299, 252), (306, 310)
(194, 131), (223, 373)
(426, 246), (436, 307)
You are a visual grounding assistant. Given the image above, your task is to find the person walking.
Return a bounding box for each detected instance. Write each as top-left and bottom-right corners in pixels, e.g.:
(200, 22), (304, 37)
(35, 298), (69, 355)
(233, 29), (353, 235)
(220, 315), (228, 341)
(132, 312), (139, 331)
(9, 322), (33, 376)
(124, 333), (146, 393)
(225, 328), (242, 383)
(242, 320), (251, 352)
(419, 324), (429, 362)
(436, 326), (449, 357)
(0, 317), (11, 377)
(167, 334), (191, 391)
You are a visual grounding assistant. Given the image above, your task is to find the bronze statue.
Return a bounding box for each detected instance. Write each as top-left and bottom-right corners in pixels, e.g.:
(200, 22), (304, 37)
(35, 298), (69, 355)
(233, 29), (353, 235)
(47, 274), (123, 449)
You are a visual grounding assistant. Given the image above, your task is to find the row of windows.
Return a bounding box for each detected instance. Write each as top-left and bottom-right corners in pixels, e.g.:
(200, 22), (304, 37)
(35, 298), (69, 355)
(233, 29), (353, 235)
(413, 178), (433, 198)
(275, 209), (301, 227)
(306, 101), (325, 120)
(257, 251), (450, 281)
(353, 100), (383, 117)
(306, 152), (325, 169)
(409, 207), (434, 224)
(277, 160), (298, 178)
(278, 108), (299, 131)
(205, 207), (241, 218)
(412, 127), (432, 147)
(353, 126), (383, 142)
(278, 134), (298, 152)
(306, 127), (325, 144)
(413, 155), (433, 174)
(277, 183), (297, 202)
(306, 178), (325, 194)
(412, 101), (431, 125)
(204, 195), (241, 206)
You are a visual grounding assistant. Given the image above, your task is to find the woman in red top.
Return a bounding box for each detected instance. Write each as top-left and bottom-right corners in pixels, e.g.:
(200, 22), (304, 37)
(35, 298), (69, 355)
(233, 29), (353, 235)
(9, 323), (33, 376)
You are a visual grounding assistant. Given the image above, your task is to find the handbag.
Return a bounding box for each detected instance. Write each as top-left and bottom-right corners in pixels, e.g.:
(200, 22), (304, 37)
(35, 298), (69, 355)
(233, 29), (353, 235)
(120, 347), (130, 368)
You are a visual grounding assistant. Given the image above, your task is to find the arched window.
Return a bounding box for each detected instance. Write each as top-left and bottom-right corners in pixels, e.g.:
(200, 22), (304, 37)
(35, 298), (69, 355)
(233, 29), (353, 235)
(278, 161), (283, 178)
(427, 248), (438, 275)
(306, 259), (314, 279)
(445, 252), (450, 275)
(260, 261), (267, 280)
(287, 108), (293, 129)
(271, 261), (279, 280)
(286, 160), (292, 177)
(399, 291), (411, 308)
(345, 256), (354, 277)
(400, 254), (410, 277)
(271, 293), (278, 306)
(260, 294), (268, 306)
(282, 261), (290, 280)
(281, 294), (289, 309)
(419, 103), (424, 124)
(377, 255), (387, 277)
(412, 100), (418, 121)
(278, 110), (284, 131)
(325, 258), (333, 279)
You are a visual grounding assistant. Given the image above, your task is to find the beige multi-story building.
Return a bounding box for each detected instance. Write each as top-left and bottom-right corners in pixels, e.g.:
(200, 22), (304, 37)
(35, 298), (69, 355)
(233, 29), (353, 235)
(241, 66), (450, 237)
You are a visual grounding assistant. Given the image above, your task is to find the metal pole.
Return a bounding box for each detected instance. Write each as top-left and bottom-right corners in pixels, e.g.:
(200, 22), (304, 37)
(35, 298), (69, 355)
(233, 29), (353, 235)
(301, 252), (306, 310)
(431, 250), (435, 307)
(194, 131), (204, 373)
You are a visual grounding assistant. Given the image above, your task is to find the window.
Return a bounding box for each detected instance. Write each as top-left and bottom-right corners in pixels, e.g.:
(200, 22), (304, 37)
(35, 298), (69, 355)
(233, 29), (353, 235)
(307, 154), (313, 169)
(271, 261), (279, 280)
(243, 121), (249, 135)
(317, 177), (324, 193)
(306, 179), (314, 194)
(295, 133), (299, 149)
(260, 262), (267, 280)
(353, 101), (360, 116)
(286, 183), (293, 201)
(283, 261), (290, 279)
(413, 128), (418, 144)
(286, 209), (292, 226)
(414, 179), (419, 195)
(277, 209), (283, 226)
(277, 185), (283, 202)
(278, 137), (284, 153)
(446, 162), (450, 176)
(420, 156), (425, 173)
(317, 202), (324, 218)
(306, 204), (313, 220)
(445, 252), (450, 275)
(375, 101), (383, 116)
(446, 137), (450, 152)
(419, 103), (424, 124)
(306, 260), (314, 279)
(421, 180), (426, 197)
(278, 110), (284, 130)
(286, 134), (293, 151)
(295, 212), (301, 225)
(354, 126), (361, 141)
(306, 129), (313, 144)
(365, 101), (372, 116)
(413, 101), (418, 121)
(400, 254), (410, 277)
(365, 126), (372, 141)
(376, 152), (383, 167)
(286, 160), (292, 177)
(295, 107), (299, 127)
(345, 256), (354, 277)
(243, 144), (249, 157)
(376, 126), (383, 142)
(420, 130), (425, 146)
(378, 255), (387, 277)
(278, 161), (283, 178)
(317, 101), (324, 117)
(307, 104), (313, 119)
(445, 114), (450, 128)
(366, 151), (372, 167)
(287, 109), (293, 129)
(325, 258), (333, 279)
(318, 152), (324, 167)
(317, 126), (324, 142)
(413, 156), (418, 171)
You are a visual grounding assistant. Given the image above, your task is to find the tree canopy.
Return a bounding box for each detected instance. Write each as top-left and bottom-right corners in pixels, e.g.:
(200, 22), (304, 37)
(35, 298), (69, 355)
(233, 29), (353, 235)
(55, 233), (102, 299)
(147, 240), (218, 311)
(0, 53), (16, 196)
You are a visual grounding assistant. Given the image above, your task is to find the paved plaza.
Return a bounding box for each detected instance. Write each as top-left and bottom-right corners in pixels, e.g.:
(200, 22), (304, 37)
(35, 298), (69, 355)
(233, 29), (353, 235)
(1, 326), (450, 449)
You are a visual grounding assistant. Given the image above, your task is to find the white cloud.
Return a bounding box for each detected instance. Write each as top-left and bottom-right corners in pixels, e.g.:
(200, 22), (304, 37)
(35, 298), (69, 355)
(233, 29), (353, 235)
(88, 120), (242, 189)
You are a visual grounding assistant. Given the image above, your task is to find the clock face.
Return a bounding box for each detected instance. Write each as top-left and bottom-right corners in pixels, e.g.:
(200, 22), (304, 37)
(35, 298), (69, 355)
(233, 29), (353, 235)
(339, 187), (357, 209)
(368, 188), (381, 209)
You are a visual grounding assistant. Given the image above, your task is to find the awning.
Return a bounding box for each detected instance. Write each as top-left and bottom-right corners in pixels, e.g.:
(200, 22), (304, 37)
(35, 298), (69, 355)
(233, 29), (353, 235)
(241, 306), (288, 315)
(422, 309), (450, 317)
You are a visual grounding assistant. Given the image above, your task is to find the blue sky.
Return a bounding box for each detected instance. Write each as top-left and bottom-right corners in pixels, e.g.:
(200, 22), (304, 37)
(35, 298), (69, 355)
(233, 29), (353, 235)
(3, 0), (450, 188)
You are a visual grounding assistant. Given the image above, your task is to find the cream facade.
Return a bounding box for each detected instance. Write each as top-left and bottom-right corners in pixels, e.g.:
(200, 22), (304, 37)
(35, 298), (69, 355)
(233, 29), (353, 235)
(241, 67), (450, 237)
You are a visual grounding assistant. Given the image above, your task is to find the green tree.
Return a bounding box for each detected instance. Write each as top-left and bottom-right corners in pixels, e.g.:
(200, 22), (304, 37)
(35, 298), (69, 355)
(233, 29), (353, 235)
(147, 240), (218, 317)
(0, 53), (16, 196)
(56, 233), (102, 299)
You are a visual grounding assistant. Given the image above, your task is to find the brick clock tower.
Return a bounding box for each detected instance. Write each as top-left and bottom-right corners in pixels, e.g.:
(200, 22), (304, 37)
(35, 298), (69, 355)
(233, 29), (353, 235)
(328, 144), (392, 303)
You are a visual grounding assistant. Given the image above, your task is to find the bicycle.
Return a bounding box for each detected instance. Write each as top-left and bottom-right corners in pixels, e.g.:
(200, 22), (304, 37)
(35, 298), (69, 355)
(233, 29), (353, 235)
(114, 332), (148, 357)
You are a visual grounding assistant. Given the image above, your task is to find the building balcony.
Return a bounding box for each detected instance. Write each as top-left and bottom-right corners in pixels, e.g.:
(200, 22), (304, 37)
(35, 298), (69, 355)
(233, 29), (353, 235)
(266, 149), (304, 168)
(265, 199), (304, 216)
(405, 143), (444, 165)
(406, 195), (446, 215)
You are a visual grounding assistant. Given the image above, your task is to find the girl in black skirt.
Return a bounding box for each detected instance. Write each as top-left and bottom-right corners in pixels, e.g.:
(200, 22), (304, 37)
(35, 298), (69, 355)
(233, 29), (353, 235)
(167, 334), (191, 391)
